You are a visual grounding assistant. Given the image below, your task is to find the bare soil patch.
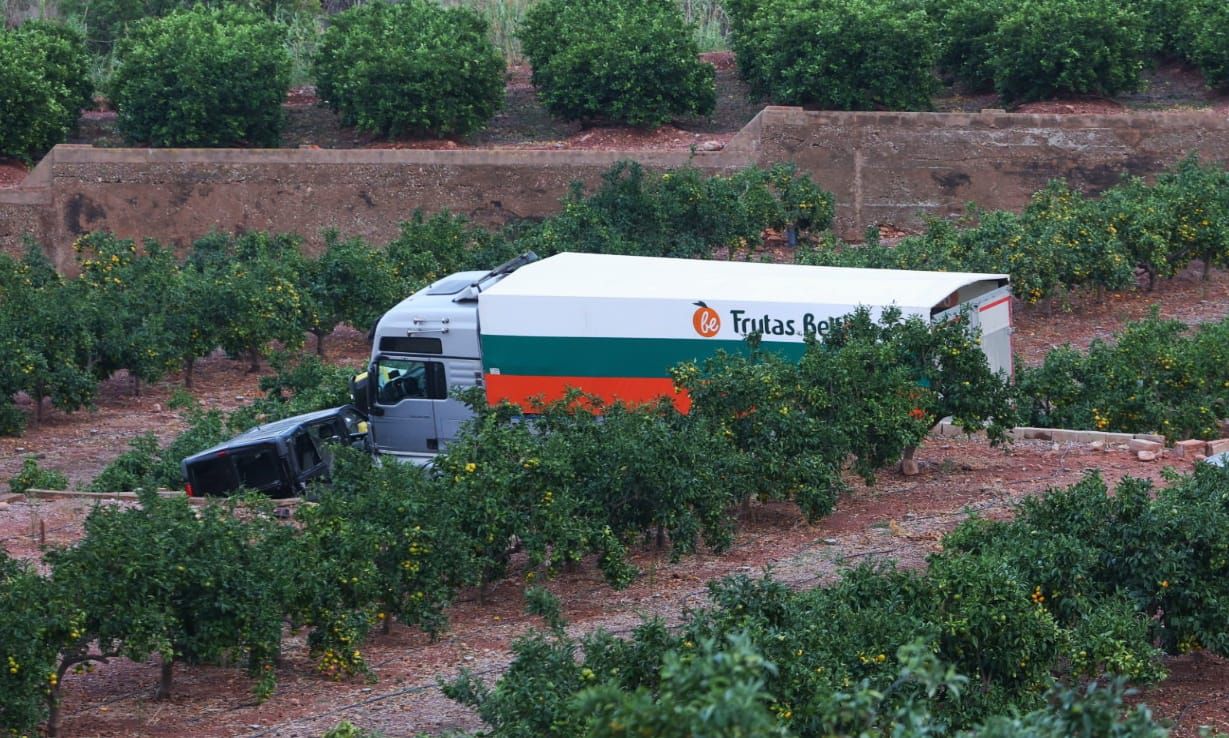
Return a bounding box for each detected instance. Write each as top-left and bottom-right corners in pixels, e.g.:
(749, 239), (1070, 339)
(0, 159), (30, 188)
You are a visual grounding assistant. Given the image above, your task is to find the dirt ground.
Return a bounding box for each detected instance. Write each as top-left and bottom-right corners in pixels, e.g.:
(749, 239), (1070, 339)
(4, 268), (1229, 737)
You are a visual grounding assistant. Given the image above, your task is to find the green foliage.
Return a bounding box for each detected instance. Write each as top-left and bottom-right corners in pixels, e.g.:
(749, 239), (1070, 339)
(384, 210), (497, 294)
(229, 351), (359, 431)
(730, 0), (937, 110)
(189, 231), (310, 370)
(47, 490), (292, 699)
(519, 0), (715, 127)
(989, 0), (1148, 104)
(0, 243), (98, 428)
(108, 6), (291, 147)
(313, 0), (504, 138)
(321, 722), (385, 738)
(435, 395), (668, 588)
(290, 448), (472, 677)
(675, 306), (1016, 520)
(0, 554), (69, 737)
(0, 22), (91, 162)
(1186, 0), (1229, 88)
(519, 161), (834, 259)
(445, 466), (1212, 737)
(946, 467), (1229, 659)
(797, 158), (1229, 306)
(576, 633), (788, 738)
(928, 0), (1011, 91)
(86, 433), (162, 492)
(7, 457), (69, 494)
(1016, 309), (1229, 439)
(73, 232), (185, 389)
(303, 232), (400, 356)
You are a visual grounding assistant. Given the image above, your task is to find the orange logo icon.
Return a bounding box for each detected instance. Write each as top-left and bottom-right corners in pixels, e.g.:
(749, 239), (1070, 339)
(692, 301), (720, 338)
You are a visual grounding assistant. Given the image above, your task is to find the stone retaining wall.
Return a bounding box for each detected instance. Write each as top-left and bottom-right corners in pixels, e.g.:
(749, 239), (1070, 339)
(3, 107), (1229, 267)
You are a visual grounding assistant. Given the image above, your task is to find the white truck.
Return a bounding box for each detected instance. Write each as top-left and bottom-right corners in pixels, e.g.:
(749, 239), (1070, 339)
(353, 252), (1012, 463)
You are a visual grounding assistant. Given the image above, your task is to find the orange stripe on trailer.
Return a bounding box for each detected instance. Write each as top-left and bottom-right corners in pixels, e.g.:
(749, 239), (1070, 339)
(483, 374), (691, 413)
(978, 296), (1012, 313)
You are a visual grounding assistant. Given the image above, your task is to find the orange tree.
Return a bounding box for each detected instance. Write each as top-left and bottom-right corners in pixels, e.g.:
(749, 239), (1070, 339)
(1015, 310), (1229, 439)
(45, 490), (293, 702)
(674, 307), (1016, 521)
(0, 554), (74, 737)
(0, 243), (96, 431)
(189, 231), (311, 372)
(73, 232), (185, 394)
(287, 448), (475, 678)
(302, 232), (401, 357)
(945, 465), (1229, 662)
(433, 395), (639, 592)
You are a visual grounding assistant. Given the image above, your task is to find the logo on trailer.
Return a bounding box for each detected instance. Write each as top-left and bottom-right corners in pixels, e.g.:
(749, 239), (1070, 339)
(692, 301), (721, 338)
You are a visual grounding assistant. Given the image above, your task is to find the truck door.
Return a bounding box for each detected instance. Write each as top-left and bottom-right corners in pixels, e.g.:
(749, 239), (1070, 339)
(369, 356), (448, 455)
(433, 358), (484, 451)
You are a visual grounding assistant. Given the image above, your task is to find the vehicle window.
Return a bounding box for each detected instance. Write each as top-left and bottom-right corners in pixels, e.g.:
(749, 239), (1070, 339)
(190, 456), (236, 496)
(376, 358), (446, 403)
(340, 408), (366, 436)
(294, 432), (322, 470)
(234, 446), (281, 490)
(308, 419), (339, 444)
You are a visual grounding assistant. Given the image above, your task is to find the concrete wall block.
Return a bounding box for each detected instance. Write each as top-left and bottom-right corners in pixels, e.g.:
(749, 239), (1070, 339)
(1172, 440), (1208, 458)
(1206, 438), (1229, 456)
(1128, 438), (1164, 453)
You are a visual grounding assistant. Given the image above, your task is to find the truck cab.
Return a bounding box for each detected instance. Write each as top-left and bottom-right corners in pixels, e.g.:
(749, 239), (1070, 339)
(354, 254), (538, 463)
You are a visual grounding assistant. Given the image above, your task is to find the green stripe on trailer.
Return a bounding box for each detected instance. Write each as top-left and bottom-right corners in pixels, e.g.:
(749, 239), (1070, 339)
(479, 334), (808, 378)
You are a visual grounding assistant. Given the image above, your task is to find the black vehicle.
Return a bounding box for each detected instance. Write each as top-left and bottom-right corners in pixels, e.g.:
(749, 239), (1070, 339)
(181, 405), (368, 498)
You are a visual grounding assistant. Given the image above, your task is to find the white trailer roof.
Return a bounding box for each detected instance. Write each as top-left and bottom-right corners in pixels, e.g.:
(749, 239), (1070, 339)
(486, 252), (1007, 313)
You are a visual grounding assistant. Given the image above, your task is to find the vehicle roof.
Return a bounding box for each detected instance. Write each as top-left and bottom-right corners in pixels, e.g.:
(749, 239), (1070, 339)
(381, 270), (490, 316)
(182, 406), (344, 462)
(486, 252), (1008, 309)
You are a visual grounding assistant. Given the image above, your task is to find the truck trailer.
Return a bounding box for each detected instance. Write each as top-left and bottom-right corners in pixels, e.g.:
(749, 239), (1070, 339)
(355, 252), (1012, 463)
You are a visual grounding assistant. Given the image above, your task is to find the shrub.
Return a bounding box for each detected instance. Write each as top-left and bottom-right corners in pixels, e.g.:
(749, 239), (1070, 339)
(108, 6), (291, 147)
(47, 490), (293, 700)
(1015, 309), (1229, 439)
(729, 0), (938, 110)
(313, 0), (504, 138)
(14, 20), (95, 116)
(7, 457), (69, 494)
(928, 0), (1012, 92)
(0, 25), (91, 162)
(989, 0), (1148, 104)
(519, 0), (715, 127)
(1184, 1), (1229, 86)
(517, 161), (834, 259)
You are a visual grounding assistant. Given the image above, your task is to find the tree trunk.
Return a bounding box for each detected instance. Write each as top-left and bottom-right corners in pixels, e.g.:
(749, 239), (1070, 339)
(1203, 258), (1212, 281)
(382, 613), (392, 635)
(315, 331), (326, 358)
(45, 687), (62, 737)
(655, 524), (665, 549)
(132, 374), (141, 397)
(184, 357), (195, 389)
(248, 348), (261, 374)
(156, 656), (174, 700)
